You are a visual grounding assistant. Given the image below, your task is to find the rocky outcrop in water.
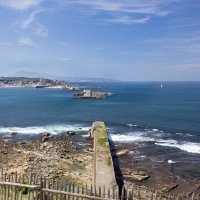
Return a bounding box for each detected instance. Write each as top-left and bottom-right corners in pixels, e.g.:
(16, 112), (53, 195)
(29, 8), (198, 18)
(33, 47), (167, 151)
(74, 90), (108, 99)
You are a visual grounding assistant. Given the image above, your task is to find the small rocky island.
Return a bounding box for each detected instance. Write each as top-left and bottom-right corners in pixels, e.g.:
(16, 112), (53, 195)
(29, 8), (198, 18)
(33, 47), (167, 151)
(74, 90), (109, 99)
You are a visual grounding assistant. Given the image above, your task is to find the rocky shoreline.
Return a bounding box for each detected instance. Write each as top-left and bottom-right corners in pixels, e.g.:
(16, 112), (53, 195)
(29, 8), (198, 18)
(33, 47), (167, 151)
(0, 133), (199, 197)
(0, 134), (93, 185)
(112, 143), (200, 195)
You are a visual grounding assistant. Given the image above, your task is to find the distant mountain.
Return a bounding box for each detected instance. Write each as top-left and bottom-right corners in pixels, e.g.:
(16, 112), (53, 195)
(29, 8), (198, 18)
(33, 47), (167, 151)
(11, 71), (120, 82)
(11, 71), (65, 81)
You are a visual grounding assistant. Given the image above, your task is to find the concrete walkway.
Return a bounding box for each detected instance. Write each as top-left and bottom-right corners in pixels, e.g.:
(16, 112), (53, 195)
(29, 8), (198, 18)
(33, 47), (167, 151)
(91, 122), (117, 192)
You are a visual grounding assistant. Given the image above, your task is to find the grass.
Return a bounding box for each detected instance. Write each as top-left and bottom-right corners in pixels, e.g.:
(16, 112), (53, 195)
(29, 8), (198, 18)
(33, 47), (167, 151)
(106, 157), (112, 167)
(97, 125), (109, 147)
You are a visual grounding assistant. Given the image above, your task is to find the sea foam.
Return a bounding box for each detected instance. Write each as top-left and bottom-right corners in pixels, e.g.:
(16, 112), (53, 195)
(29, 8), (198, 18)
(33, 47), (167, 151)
(0, 124), (90, 135)
(110, 131), (200, 155)
(168, 160), (176, 164)
(109, 132), (155, 143)
(155, 140), (200, 154)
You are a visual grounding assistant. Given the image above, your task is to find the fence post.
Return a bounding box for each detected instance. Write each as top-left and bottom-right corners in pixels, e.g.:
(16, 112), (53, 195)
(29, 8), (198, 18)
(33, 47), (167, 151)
(121, 186), (125, 200)
(191, 192), (195, 200)
(39, 177), (44, 200)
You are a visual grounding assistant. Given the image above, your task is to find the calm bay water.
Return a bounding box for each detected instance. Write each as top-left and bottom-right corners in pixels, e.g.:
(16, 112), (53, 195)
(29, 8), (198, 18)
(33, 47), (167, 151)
(0, 82), (200, 180)
(0, 82), (200, 130)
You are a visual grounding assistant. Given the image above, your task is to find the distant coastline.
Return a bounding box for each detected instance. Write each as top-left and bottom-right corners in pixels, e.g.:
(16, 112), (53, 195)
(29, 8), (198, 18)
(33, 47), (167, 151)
(0, 77), (80, 90)
(11, 71), (120, 82)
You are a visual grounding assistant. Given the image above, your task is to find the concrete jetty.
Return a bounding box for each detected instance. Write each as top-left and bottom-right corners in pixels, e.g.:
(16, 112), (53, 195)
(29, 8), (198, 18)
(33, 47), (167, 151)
(90, 121), (117, 191)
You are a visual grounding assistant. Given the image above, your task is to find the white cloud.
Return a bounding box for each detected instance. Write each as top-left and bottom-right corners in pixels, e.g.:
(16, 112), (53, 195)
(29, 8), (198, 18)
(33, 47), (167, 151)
(35, 23), (48, 37)
(21, 9), (45, 29)
(64, 0), (179, 25)
(69, 0), (177, 16)
(106, 16), (151, 25)
(20, 9), (48, 37)
(0, 0), (42, 10)
(18, 38), (36, 47)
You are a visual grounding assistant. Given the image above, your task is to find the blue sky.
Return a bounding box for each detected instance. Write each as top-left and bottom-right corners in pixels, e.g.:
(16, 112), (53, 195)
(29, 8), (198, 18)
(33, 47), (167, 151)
(0, 0), (200, 81)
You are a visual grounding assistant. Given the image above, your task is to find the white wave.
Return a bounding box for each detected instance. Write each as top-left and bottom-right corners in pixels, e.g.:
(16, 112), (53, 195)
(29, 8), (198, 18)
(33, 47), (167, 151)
(134, 155), (147, 160)
(168, 160), (176, 164)
(186, 134), (193, 137)
(126, 123), (138, 127)
(152, 129), (159, 132)
(0, 124), (90, 135)
(155, 140), (200, 154)
(82, 134), (90, 138)
(77, 142), (90, 146)
(109, 132), (155, 143)
(176, 133), (183, 135)
(111, 132), (200, 155)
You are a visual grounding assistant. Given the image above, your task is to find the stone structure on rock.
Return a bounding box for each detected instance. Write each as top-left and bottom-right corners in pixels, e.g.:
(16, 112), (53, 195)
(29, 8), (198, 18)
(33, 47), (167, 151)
(74, 90), (108, 99)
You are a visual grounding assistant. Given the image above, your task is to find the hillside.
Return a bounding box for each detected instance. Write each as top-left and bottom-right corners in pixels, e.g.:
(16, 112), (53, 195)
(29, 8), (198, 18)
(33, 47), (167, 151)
(0, 77), (66, 87)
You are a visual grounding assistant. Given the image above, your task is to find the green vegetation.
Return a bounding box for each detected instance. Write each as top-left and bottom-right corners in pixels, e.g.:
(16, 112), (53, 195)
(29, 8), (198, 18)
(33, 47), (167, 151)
(14, 179), (30, 195)
(97, 124), (109, 147)
(20, 179), (30, 194)
(106, 157), (112, 167)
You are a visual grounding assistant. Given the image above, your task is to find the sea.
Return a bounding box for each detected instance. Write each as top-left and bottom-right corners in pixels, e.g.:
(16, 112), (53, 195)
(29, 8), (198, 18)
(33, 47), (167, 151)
(0, 82), (200, 181)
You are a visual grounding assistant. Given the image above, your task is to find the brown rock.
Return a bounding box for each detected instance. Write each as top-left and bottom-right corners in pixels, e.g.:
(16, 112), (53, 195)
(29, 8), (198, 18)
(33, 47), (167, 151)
(40, 132), (50, 142)
(190, 182), (200, 190)
(115, 148), (129, 157)
(161, 183), (178, 192)
(121, 168), (149, 182)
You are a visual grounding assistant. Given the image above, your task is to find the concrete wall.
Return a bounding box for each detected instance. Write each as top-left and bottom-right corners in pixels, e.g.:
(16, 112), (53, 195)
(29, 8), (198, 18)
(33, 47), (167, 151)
(91, 121), (117, 192)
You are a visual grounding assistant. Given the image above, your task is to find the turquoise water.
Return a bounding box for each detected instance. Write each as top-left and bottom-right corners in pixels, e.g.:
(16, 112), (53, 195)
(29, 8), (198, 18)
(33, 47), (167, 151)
(0, 82), (200, 180)
(0, 82), (200, 131)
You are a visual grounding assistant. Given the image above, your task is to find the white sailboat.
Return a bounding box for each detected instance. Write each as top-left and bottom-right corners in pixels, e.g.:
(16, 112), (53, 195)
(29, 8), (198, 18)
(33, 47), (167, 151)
(161, 83), (163, 89)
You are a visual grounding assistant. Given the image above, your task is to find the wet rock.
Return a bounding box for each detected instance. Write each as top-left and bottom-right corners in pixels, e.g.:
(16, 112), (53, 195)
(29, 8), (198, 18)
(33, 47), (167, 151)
(11, 132), (17, 136)
(84, 148), (93, 153)
(67, 131), (76, 135)
(121, 168), (149, 182)
(160, 183), (178, 192)
(115, 148), (129, 157)
(40, 132), (50, 142)
(124, 180), (155, 200)
(18, 142), (27, 145)
(189, 182), (200, 190)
